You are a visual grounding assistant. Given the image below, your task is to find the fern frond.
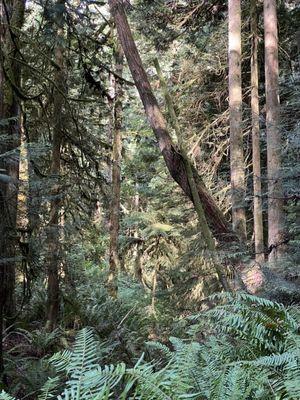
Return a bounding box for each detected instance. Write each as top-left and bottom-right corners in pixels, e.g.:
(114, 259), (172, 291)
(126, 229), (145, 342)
(68, 328), (99, 377)
(38, 377), (60, 400)
(146, 341), (173, 362)
(126, 362), (173, 400)
(0, 392), (16, 400)
(50, 349), (72, 373)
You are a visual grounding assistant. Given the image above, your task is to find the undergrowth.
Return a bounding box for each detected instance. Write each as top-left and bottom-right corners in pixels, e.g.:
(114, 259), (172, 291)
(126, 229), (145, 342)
(1, 292), (300, 399)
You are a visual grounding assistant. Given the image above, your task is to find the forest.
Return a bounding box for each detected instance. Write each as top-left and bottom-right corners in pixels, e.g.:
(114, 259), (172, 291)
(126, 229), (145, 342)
(0, 0), (300, 398)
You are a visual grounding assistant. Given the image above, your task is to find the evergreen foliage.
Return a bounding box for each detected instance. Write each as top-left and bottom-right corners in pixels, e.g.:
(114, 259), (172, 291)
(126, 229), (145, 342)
(0, 0), (299, 398)
(1, 294), (300, 399)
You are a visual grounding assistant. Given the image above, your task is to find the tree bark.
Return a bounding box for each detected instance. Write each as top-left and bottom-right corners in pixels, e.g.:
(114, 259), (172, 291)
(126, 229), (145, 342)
(264, 0), (286, 266)
(108, 0), (231, 239)
(107, 0), (300, 301)
(154, 57), (230, 291)
(0, 0), (25, 379)
(251, 0), (265, 264)
(46, 0), (66, 330)
(228, 0), (247, 240)
(108, 42), (124, 297)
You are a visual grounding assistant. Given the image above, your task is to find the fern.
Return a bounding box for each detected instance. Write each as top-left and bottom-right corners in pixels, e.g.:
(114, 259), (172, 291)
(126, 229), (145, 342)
(189, 292), (299, 353)
(3, 294), (300, 399)
(38, 377), (61, 400)
(66, 328), (99, 376)
(0, 392), (16, 400)
(126, 362), (177, 400)
(48, 328), (130, 399)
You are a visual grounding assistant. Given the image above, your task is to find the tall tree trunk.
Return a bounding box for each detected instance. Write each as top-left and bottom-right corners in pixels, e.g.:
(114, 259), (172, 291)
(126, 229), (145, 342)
(0, 0), (25, 379)
(264, 0), (286, 266)
(108, 42), (124, 297)
(46, 0), (66, 330)
(108, 0), (231, 239)
(228, 0), (246, 240)
(107, 0), (300, 301)
(154, 58), (230, 291)
(251, 0), (265, 264)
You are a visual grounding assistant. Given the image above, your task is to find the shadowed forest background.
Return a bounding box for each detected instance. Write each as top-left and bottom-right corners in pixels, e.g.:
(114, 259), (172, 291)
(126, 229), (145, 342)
(0, 0), (300, 398)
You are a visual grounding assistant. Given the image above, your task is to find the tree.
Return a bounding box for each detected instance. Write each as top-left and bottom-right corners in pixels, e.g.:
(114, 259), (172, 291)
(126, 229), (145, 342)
(154, 57), (229, 291)
(264, 0), (286, 265)
(46, 0), (66, 330)
(251, 0), (265, 264)
(228, 0), (246, 240)
(108, 42), (124, 297)
(108, 0), (231, 240)
(0, 0), (25, 377)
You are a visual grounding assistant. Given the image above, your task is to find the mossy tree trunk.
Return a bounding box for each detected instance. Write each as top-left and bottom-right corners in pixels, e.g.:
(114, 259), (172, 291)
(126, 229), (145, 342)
(108, 42), (124, 297)
(154, 58), (230, 291)
(46, 0), (66, 331)
(0, 0), (25, 379)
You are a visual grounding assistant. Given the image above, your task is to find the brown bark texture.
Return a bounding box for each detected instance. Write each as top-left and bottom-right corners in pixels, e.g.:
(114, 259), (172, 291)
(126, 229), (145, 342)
(251, 0), (265, 264)
(228, 0), (247, 240)
(0, 0), (25, 377)
(46, 1), (66, 330)
(107, 0), (300, 301)
(154, 57), (230, 291)
(108, 0), (231, 239)
(264, 0), (286, 265)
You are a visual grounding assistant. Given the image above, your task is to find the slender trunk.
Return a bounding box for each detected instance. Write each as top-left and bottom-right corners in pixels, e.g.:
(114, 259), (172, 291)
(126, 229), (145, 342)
(151, 265), (158, 316)
(228, 0), (247, 240)
(251, 0), (265, 264)
(27, 117), (41, 234)
(108, 42), (124, 297)
(108, 0), (231, 239)
(133, 191), (144, 284)
(296, 30), (300, 70)
(134, 245), (144, 285)
(107, 71), (115, 181)
(17, 111), (29, 234)
(264, 0), (286, 266)
(46, 1), (66, 330)
(154, 58), (215, 250)
(107, 0), (300, 301)
(154, 58), (230, 291)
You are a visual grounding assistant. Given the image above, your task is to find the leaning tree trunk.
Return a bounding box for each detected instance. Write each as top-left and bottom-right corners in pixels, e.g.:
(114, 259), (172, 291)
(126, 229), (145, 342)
(108, 42), (124, 298)
(108, 0), (231, 239)
(264, 0), (286, 266)
(0, 0), (25, 380)
(46, 0), (66, 330)
(251, 0), (265, 264)
(154, 58), (230, 291)
(228, 0), (247, 241)
(106, 0), (300, 302)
